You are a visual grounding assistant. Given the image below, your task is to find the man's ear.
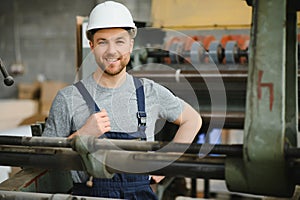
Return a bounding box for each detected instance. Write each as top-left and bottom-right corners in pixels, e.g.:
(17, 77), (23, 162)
(130, 39), (134, 53)
(89, 41), (94, 50)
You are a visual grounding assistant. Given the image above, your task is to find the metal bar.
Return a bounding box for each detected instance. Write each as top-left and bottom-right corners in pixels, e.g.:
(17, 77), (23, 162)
(204, 179), (210, 198)
(0, 145), (225, 164)
(2, 136), (300, 158)
(0, 190), (114, 200)
(0, 145), (225, 179)
(0, 147), (84, 170)
(0, 143), (300, 183)
(0, 136), (71, 148)
(86, 138), (243, 156)
(191, 178), (197, 197)
(0, 136), (243, 156)
(285, 0), (299, 147)
(104, 150), (226, 179)
(143, 162), (225, 180)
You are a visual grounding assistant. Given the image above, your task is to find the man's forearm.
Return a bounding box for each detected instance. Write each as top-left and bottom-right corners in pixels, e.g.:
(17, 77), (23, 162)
(172, 117), (201, 143)
(172, 103), (202, 143)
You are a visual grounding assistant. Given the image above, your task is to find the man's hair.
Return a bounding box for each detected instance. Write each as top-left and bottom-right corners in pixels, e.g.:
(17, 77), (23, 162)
(86, 28), (136, 42)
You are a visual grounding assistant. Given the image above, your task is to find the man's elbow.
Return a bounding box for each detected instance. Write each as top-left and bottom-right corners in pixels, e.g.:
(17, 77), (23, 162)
(196, 112), (202, 132)
(186, 103), (202, 133)
(192, 110), (202, 136)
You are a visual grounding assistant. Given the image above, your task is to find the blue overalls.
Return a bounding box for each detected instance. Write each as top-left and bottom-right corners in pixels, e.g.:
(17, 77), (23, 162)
(72, 77), (158, 200)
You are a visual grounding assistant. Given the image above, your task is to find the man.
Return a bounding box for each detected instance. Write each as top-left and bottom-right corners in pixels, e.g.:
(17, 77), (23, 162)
(43, 1), (202, 199)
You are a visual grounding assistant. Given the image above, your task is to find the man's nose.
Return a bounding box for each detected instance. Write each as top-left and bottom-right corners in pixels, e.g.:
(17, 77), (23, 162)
(106, 42), (118, 54)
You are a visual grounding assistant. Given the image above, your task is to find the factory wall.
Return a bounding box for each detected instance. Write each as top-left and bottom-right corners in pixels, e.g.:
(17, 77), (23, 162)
(0, 0), (95, 98)
(0, 0), (152, 99)
(151, 0), (252, 29)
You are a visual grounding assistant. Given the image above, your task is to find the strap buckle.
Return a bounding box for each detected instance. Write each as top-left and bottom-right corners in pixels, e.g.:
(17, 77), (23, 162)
(137, 111), (147, 126)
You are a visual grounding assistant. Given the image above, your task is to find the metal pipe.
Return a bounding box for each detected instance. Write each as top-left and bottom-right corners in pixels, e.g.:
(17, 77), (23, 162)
(2, 136), (300, 158)
(99, 150), (226, 179)
(0, 136), (71, 148)
(0, 146), (84, 170)
(80, 137), (243, 156)
(0, 145), (225, 179)
(0, 136), (243, 156)
(0, 190), (113, 200)
(1, 144), (300, 182)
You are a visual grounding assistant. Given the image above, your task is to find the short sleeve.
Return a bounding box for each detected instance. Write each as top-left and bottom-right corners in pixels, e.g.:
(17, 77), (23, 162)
(42, 90), (72, 137)
(144, 79), (185, 123)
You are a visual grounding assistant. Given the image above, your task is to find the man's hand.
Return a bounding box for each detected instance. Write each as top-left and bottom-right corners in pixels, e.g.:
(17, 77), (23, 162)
(69, 109), (111, 138)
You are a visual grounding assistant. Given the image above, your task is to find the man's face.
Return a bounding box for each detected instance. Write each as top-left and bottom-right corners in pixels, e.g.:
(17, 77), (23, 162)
(90, 28), (134, 76)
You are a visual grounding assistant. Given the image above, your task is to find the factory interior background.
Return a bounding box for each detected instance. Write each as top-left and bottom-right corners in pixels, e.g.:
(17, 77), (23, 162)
(0, 0), (300, 199)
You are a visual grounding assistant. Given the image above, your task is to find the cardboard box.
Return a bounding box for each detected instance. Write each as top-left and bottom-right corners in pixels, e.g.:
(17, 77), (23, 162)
(40, 81), (68, 102)
(18, 82), (40, 99)
(39, 81), (68, 115)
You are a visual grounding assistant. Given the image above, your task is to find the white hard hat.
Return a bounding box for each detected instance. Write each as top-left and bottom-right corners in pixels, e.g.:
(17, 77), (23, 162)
(87, 1), (137, 37)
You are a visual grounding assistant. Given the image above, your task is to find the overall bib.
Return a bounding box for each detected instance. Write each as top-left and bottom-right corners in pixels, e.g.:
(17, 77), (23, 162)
(72, 77), (158, 200)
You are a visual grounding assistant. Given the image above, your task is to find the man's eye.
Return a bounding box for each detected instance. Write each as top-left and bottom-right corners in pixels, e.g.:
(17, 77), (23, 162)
(98, 41), (107, 45)
(116, 40), (125, 44)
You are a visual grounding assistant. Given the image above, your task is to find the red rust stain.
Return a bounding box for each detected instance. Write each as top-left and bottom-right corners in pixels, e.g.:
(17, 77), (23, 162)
(23, 170), (48, 190)
(257, 70), (274, 111)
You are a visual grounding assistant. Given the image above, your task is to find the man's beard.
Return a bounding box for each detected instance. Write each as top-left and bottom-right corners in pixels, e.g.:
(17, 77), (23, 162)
(104, 63), (126, 76)
(100, 54), (130, 76)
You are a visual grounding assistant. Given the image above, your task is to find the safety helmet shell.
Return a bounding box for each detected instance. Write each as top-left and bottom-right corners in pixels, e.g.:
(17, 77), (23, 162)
(86, 1), (137, 38)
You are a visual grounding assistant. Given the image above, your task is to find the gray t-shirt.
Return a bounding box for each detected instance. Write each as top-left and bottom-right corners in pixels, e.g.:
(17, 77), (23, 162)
(42, 73), (184, 182)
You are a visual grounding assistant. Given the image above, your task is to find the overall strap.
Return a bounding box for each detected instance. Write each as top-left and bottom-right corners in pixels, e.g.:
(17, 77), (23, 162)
(74, 77), (146, 126)
(74, 81), (100, 113)
(133, 77), (146, 127)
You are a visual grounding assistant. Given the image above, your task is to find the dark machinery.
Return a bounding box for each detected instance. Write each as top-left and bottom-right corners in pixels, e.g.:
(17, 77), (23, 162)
(134, 34), (250, 66)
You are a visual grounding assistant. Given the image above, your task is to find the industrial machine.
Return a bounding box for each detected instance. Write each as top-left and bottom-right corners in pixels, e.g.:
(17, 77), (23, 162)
(1, 0), (300, 199)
